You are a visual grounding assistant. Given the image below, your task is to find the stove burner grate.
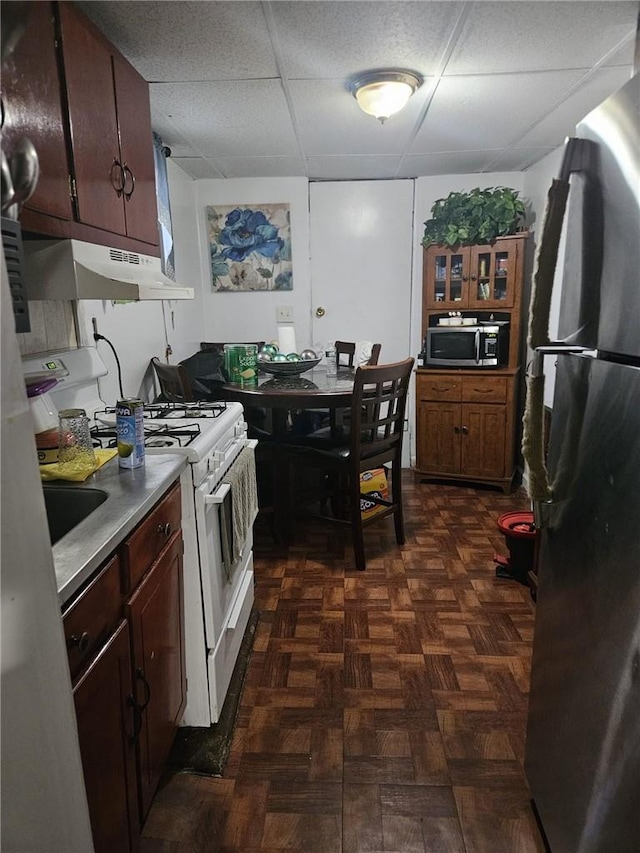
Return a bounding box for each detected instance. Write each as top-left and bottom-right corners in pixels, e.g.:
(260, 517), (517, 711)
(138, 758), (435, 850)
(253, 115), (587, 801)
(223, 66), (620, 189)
(91, 421), (204, 449)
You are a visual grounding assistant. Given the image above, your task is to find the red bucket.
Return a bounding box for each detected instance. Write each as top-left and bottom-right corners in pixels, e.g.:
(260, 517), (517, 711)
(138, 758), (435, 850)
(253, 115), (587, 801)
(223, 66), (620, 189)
(495, 511), (537, 584)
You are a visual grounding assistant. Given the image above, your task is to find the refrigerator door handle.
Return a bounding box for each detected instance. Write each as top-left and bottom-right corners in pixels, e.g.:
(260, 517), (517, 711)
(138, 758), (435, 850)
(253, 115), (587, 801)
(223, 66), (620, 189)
(531, 345), (591, 377)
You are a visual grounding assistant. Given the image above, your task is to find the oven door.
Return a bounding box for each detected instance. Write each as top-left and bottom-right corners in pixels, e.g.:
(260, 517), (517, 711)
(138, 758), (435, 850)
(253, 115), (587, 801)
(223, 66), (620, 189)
(193, 438), (258, 649)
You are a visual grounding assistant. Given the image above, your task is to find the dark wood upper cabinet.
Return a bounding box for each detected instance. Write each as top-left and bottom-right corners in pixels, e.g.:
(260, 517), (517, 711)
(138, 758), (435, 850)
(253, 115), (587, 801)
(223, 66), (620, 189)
(58, 2), (159, 246)
(1, 1), (72, 220)
(1, 0), (159, 254)
(112, 52), (159, 245)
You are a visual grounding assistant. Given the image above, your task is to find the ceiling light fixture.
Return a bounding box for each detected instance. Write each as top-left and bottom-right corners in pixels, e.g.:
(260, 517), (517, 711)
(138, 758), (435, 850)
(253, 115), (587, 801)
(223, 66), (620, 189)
(350, 70), (422, 124)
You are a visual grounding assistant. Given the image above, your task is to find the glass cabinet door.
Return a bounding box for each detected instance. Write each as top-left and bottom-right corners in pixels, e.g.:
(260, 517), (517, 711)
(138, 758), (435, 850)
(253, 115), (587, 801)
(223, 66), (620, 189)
(424, 247), (469, 308)
(469, 244), (517, 307)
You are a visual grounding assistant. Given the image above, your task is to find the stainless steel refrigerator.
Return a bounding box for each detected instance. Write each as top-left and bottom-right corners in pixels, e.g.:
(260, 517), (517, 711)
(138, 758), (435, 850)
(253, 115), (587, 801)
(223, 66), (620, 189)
(525, 73), (640, 852)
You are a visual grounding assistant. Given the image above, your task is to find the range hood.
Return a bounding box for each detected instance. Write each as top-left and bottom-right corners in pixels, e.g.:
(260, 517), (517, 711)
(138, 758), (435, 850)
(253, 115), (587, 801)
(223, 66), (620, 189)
(24, 239), (194, 301)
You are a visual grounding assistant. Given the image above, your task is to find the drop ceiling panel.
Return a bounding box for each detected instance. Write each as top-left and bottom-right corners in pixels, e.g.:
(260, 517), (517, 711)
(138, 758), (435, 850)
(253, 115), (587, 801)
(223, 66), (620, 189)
(172, 158), (223, 180)
(209, 156), (307, 178)
(271, 0), (464, 78)
(75, 1), (637, 181)
(399, 150), (507, 178)
(483, 148), (559, 173)
(290, 79), (429, 156)
(412, 70), (587, 154)
(78, 1), (277, 80)
(150, 81), (299, 156)
(515, 66), (634, 147)
(308, 156), (404, 180)
(446, 1), (638, 75)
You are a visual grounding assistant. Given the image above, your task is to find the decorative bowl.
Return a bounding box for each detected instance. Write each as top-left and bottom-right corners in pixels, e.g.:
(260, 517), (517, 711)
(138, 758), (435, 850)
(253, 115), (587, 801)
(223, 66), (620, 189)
(258, 357), (321, 377)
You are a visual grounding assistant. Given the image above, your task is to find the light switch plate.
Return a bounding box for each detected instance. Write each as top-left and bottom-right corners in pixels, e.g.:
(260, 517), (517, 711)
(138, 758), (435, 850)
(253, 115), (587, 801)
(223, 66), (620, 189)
(276, 305), (293, 323)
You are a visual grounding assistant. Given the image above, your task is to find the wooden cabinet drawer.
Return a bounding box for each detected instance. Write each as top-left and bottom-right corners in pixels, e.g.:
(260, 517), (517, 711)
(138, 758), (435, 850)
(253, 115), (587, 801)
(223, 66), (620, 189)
(122, 482), (181, 592)
(63, 554), (122, 681)
(417, 374), (462, 402)
(462, 376), (507, 403)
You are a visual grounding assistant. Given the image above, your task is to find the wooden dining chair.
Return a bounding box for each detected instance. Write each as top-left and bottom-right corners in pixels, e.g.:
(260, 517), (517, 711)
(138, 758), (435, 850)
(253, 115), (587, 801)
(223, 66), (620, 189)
(293, 341), (382, 436)
(151, 357), (195, 403)
(335, 341), (382, 368)
(286, 357), (414, 570)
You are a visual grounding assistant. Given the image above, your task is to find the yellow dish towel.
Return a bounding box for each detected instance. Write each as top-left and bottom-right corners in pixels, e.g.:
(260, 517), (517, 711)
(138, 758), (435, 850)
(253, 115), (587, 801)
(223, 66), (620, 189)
(40, 449), (117, 482)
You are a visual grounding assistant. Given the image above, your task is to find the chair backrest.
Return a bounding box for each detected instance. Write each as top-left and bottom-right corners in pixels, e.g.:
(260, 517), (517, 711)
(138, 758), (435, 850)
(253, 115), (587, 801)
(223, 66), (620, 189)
(349, 358), (414, 469)
(151, 357), (194, 403)
(335, 341), (382, 368)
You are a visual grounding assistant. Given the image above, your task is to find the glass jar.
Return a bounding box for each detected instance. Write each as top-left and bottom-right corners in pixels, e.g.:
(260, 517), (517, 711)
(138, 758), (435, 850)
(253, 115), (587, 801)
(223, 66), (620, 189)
(58, 408), (96, 475)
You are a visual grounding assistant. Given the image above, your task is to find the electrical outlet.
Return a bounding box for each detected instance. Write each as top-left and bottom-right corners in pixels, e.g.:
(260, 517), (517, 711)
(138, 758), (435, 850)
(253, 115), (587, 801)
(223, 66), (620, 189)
(276, 305), (293, 323)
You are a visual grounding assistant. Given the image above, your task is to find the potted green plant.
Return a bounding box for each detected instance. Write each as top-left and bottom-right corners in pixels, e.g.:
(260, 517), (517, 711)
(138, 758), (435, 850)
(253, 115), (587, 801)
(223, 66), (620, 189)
(421, 186), (526, 249)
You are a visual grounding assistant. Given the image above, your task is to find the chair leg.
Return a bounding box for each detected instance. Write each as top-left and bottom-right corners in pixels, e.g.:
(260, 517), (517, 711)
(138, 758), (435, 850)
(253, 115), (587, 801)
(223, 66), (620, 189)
(349, 473), (366, 570)
(391, 461), (406, 546)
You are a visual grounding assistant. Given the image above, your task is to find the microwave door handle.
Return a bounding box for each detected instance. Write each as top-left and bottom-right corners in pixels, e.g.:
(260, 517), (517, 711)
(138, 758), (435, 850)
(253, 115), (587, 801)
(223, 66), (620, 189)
(475, 329), (481, 364)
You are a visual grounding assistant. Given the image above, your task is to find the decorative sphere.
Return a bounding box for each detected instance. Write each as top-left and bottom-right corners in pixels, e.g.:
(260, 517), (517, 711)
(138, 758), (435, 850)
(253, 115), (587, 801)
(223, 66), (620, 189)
(300, 349), (317, 361)
(258, 351), (273, 363)
(270, 340), (280, 350)
(286, 352), (301, 361)
(272, 352), (288, 362)
(260, 344), (278, 357)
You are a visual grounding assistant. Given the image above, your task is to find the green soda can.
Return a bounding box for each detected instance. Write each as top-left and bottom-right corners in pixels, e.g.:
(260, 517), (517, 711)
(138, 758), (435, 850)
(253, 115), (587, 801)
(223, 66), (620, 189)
(223, 344), (258, 385)
(116, 398), (145, 468)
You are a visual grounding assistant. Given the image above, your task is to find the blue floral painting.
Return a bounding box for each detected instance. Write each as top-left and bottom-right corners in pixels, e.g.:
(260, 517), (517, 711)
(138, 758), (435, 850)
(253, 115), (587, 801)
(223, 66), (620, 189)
(206, 203), (293, 291)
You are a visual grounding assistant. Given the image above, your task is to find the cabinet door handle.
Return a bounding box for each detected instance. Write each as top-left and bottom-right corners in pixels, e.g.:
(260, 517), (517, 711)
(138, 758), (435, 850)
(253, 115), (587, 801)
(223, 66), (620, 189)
(110, 158), (125, 196)
(135, 667), (152, 711)
(454, 426), (460, 434)
(473, 388), (492, 394)
(432, 385), (453, 393)
(461, 425), (469, 434)
(127, 693), (142, 744)
(157, 522), (173, 538)
(68, 632), (91, 653)
(470, 275), (477, 281)
(122, 164), (135, 200)
(462, 275), (468, 282)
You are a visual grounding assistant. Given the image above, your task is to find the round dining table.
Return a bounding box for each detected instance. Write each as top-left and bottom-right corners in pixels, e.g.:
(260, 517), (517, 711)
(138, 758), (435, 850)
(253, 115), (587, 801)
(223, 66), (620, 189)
(219, 366), (356, 543)
(220, 366), (355, 434)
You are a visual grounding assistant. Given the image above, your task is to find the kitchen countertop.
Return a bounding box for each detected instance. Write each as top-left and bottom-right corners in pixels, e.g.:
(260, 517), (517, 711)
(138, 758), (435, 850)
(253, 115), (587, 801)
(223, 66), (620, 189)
(48, 453), (187, 607)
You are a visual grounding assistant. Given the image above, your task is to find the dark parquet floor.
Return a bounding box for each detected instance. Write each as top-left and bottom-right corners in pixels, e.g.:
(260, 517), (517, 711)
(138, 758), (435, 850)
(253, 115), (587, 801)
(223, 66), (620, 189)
(142, 473), (546, 853)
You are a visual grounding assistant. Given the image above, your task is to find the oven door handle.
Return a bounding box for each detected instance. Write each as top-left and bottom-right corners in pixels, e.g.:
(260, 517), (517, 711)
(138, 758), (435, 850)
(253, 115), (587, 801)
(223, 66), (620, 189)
(204, 482), (231, 505)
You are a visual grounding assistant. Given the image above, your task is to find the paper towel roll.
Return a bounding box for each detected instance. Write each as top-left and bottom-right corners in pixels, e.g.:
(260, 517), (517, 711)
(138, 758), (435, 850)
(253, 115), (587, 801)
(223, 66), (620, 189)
(277, 325), (297, 355)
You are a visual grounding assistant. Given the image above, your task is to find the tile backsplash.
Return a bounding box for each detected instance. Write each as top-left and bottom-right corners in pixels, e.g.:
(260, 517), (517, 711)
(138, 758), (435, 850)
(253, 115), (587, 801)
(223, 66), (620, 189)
(18, 300), (77, 355)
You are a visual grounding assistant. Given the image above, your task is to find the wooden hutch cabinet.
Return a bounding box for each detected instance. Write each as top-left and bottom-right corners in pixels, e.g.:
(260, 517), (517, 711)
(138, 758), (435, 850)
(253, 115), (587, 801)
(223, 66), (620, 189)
(415, 233), (530, 493)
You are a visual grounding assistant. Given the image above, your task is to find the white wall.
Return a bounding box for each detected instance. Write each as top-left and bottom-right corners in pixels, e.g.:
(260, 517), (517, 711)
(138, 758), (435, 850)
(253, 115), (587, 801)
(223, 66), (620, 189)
(75, 161), (204, 406)
(193, 178), (311, 348)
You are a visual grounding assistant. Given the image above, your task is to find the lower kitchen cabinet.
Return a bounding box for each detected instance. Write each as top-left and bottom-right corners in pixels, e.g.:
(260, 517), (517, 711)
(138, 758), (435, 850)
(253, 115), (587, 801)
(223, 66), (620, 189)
(73, 620), (139, 853)
(415, 370), (519, 492)
(63, 480), (184, 852)
(126, 533), (186, 821)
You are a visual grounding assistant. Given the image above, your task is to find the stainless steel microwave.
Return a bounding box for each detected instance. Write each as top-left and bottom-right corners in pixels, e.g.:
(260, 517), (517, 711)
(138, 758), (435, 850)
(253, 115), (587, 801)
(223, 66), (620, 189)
(424, 323), (509, 368)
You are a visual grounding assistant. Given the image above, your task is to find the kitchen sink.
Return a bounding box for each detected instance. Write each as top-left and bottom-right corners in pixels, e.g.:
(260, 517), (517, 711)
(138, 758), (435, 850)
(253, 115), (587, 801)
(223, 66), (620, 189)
(43, 485), (108, 545)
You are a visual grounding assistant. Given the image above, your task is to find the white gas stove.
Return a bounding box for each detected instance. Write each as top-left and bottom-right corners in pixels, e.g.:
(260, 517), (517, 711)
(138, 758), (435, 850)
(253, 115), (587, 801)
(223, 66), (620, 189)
(90, 399), (247, 487)
(22, 347), (257, 727)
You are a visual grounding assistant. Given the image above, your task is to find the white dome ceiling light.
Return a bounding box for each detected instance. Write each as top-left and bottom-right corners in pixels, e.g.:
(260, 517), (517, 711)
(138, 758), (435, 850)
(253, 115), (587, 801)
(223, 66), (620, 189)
(350, 70), (423, 124)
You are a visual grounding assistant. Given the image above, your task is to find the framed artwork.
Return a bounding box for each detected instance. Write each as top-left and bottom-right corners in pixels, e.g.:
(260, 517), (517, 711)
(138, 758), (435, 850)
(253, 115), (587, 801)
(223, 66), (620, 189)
(206, 203), (293, 291)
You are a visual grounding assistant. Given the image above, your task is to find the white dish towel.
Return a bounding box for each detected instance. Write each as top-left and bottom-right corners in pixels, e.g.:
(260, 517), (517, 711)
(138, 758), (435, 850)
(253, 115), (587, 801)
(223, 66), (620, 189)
(220, 444), (258, 577)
